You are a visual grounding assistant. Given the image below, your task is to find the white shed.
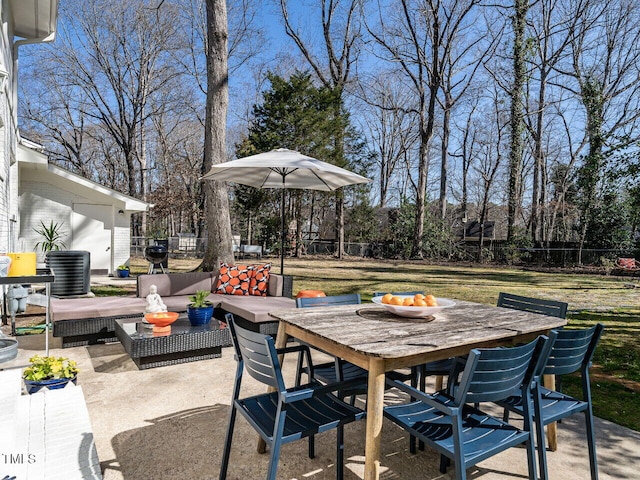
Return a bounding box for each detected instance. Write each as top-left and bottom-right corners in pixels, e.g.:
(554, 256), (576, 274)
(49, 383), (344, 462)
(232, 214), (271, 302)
(16, 140), (150, 275)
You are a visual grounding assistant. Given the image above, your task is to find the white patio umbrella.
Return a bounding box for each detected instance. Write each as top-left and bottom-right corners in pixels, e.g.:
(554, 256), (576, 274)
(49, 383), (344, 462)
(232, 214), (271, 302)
(202, 148), (371, 273)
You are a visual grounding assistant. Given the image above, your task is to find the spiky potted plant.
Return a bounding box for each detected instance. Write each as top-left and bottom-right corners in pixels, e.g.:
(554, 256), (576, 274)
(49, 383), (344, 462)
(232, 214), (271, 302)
(23, 354), (79, 394)
(187, 290), (214, 326)
(34, 220), (67, 253)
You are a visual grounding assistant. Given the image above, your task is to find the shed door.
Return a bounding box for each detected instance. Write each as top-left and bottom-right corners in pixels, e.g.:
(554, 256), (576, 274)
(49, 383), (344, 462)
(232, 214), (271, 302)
(71, 204), (112, 273)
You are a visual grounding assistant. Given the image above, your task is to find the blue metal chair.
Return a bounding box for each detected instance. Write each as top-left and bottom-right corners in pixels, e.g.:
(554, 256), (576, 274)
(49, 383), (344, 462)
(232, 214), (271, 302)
(296, 294), (419, 394)
(497, 292), (568, 318)
(296, 293), (363, 309)
(497, 324), (604, 480)
(383, 335), (551, 480)
(373, 291), (457, 453)
(219, 313), (366, 480)
(497, 292), (569, 393)
(295, 294), (368, 389)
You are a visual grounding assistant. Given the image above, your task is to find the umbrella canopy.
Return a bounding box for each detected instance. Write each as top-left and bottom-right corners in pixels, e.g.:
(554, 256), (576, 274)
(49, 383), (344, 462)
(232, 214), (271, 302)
(202, 148), (370, 190)
(202, 148), (371, 273)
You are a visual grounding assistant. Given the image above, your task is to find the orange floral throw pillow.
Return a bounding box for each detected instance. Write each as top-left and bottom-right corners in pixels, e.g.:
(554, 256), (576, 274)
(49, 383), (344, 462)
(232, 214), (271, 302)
(215, 263), (253, 295)
(249, 263), (271, 296)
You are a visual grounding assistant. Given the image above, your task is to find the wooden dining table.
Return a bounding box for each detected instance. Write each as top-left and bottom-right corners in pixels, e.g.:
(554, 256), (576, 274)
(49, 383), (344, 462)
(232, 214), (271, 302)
(268, 299), (567, 480)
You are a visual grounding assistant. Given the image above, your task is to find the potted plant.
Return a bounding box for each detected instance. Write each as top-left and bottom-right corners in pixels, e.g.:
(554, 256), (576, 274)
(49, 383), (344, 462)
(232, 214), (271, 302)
(34, 220), (67, 253)
(117, 264), (130, 278)
(23, 354), (79, 394)
(187, 290), (214, 326)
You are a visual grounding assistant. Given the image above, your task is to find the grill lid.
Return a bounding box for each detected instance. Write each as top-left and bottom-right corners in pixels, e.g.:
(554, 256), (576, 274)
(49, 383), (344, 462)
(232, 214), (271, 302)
(145, 245), (168, 263)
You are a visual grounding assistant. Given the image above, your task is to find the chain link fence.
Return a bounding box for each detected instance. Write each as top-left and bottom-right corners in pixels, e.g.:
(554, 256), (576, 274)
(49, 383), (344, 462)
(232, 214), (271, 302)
(131, 236), (638, 267)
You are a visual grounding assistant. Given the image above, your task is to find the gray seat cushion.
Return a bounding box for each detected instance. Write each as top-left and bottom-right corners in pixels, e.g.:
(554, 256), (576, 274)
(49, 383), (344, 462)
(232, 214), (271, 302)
(137, 272), (215, 297)
(51, 296), (146, 322)
(220, 295), (296, 323)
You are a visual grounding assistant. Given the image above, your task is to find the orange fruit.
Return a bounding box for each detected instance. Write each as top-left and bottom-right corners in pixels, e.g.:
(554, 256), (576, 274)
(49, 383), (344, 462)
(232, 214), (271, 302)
(425, 295), (438, 306)
(414, 299), (427, 307)
(402, 297), (414, 306)
(381, 293), (394, 304)
(414, 293), (425, 301)
(389, 296), (403, 306)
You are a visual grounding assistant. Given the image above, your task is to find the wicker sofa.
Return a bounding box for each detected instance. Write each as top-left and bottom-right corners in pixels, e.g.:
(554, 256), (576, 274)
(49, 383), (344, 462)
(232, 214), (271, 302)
(51, 271), (294, 348)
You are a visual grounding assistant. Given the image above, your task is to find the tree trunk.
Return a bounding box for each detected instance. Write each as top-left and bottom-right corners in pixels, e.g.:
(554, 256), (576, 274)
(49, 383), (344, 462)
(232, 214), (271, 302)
(412, 79), (438, 258)
(333, 98), (346, 260)
(530, 72), (546, 245)
(336, 190), (345, 258)
(439, 97), (451, 221)
(202, 0), (233, 271)
(295, 192), (303, 258)
(139, 105), (148, 238)
(508, 0), (528, 241)
(309, 193), (316, 242)
(412, 127), (429, 258)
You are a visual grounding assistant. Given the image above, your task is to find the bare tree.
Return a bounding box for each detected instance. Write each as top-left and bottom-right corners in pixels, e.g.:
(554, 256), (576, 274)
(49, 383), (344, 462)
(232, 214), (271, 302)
(20, 0), (186, 237)
(524, 0), (590, 244)
(355, 72), (419, 208)
(147, 96), (204, 237)
(20, 73), (94, 178)
(279, 0), (364, 259)
(450, 94), (480, 223)
(472, 83), (508, 261)
(507, 0), (529, 242)
(543, 97), (587, 248)
(368, 0), (482, 256)
(557, 0), (640, 262)
(202, 0), (235, 270)
(175, 0), (267, 122)
(436, 0), (486, 221)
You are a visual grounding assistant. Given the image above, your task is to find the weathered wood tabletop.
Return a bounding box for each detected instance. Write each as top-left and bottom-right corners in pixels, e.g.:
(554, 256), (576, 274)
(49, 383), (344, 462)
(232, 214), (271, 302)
(269, 299), (567, 480)
(270, 300), (567, 368)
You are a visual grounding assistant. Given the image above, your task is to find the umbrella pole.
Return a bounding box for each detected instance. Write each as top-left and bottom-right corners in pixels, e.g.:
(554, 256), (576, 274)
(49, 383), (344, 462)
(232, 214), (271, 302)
(280, 187), (285, 275)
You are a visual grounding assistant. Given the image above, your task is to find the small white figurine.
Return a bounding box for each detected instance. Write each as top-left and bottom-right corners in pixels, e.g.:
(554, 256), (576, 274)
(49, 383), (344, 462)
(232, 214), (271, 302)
(145, 284), (167, 313)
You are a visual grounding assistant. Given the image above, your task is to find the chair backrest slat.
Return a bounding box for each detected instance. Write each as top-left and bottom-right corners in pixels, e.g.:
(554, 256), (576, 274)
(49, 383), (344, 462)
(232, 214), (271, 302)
(457, 337), (546, 405)
(227, 314), (284, 391)
(296, 293), (361, 308)
(544, 324), (604, 376)
(497, 292), (568, 319)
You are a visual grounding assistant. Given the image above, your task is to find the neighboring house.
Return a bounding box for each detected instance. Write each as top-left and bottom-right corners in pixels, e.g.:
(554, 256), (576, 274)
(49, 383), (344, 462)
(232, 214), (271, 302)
(1, 0), (59, 254)
(17, 139), (149, 275)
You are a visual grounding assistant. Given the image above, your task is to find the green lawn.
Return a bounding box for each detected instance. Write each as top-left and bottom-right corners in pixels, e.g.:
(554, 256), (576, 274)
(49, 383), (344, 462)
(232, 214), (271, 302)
(121, 256), (640, 430)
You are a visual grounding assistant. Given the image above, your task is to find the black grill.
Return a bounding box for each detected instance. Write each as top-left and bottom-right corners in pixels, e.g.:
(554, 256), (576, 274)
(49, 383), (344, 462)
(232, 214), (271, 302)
(145, 245), (168, 274)
(144, 245), (168, 264)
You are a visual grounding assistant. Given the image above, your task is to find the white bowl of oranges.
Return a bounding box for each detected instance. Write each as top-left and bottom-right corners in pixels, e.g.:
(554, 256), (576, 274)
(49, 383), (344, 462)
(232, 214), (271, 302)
(371, 293), (456, 318)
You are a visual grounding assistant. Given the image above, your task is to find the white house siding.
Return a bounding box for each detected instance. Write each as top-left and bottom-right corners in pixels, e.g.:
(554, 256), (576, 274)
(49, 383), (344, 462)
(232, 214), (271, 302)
(0, 98), (9, 253)
(0, 0), (18, 254)
(113, 223), (131, 269)
(20, 176), (87, 260)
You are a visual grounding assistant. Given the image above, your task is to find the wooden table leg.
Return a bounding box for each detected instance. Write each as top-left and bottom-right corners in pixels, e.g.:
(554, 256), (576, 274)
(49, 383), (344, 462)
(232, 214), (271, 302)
(543, 373), (558, 451)
(257, 322), (289, 454)
(435, 375), (444, 391)
(364, 358), (385, 480)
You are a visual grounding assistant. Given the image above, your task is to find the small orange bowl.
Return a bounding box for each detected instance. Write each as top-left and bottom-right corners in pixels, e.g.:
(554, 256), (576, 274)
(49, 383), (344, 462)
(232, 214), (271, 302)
(144, 311), (180, 327)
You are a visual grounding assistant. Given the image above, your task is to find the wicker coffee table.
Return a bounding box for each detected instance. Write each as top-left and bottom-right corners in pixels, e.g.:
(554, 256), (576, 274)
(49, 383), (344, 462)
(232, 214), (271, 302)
(114, 315), (232, 370)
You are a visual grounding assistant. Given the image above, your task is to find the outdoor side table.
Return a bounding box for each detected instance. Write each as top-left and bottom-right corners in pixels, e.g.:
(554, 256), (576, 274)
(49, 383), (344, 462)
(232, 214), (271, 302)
(114, 316), (232, 369)
(0, 268), (55, 355)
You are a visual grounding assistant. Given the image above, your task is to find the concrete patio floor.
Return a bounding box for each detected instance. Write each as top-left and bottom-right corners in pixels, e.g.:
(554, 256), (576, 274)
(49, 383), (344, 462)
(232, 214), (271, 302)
(2, 326), (639, 480)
